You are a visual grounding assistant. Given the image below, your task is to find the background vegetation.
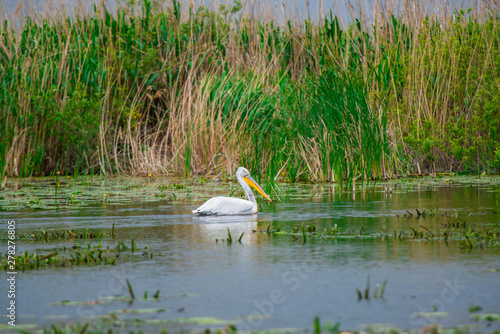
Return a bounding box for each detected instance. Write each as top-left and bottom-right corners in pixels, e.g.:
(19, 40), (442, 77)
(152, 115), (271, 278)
(1, 0), (499, 183)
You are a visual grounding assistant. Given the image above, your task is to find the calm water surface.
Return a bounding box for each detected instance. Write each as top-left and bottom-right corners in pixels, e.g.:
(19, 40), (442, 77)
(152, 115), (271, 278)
(1, 178), (500, 332)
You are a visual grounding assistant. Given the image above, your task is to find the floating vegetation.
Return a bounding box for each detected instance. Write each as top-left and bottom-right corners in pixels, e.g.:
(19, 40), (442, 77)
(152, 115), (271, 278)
(1, 244), (115, 270)
(411, 312), (450, 318)
(37, 316), (239, 334)
(473, 313), (500, 322)
(51, 291), (164, 307)
(2, 175), (500, 211)
(18, 228), (110, 241)
(468, 304), (483, 313)
(109, 308), (168, 315)
(255, 223), (500, 249)
(0, 176), (200, 210)
(168, 317), (237, 325)
(1, 239), (149, 271)
(5, 311), (494, 334)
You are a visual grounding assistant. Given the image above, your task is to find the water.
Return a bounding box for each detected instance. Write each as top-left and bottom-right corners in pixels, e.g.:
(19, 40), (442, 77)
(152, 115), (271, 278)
(1, 177), (500, 332)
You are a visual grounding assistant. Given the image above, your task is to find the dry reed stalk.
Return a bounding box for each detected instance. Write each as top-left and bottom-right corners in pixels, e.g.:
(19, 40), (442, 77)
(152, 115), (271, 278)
(1, 0), (499, 178)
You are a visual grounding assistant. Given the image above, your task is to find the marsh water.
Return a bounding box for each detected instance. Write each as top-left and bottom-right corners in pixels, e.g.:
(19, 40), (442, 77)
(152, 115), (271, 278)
(1, 176), (500, 332)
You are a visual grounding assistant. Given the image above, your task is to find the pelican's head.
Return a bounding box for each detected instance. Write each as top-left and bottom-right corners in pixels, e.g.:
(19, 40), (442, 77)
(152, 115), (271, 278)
(237, 167), (272, 202)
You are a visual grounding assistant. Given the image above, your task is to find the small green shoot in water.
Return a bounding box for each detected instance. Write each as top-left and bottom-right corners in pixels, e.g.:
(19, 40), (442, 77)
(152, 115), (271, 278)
(301, 224), (307, 244)
(356, 288), (363, 300)
(380, 280), (387, 298)
(118, 241), (127, 251)
(126, 279), (135, 299)
(357, 277), (387, 300)
(469, 304), (483, 312)
(313, 316), (321, 334)
(364, 276), (370, 300)
(227, 228), (233, 244)
(238, 232), (244, 243)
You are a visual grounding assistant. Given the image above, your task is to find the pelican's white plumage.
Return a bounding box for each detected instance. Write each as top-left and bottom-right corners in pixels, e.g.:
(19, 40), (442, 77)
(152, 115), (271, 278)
(192, 167), (272, 216)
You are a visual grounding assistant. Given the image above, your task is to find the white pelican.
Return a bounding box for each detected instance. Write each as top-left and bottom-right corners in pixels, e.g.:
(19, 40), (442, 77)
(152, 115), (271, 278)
(192, 167), (272, 215)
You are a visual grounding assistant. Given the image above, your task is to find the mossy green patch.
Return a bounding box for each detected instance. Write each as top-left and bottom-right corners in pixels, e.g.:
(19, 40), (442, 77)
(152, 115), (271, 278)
(473, 313), (500, 322)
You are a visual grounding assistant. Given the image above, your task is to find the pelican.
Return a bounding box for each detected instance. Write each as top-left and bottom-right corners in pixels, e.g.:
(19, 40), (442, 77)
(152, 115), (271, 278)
(192, 167), (272, 216)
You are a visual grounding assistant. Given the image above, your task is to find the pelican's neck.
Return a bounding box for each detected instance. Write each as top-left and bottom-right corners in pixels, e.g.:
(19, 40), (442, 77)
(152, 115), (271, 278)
(236, 172), (256, 204)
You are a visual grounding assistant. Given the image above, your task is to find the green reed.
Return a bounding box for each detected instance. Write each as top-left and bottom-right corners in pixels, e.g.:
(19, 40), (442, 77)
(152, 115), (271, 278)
(1, 0), (499, 181)
(18, 228), (109, 241)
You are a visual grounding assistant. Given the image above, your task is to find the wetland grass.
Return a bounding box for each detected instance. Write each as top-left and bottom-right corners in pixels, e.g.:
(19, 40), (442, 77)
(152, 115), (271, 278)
(469, 304), (483, 313)
(356, 277), (388, 300)
(2, 226), (152, 271)
(18, 228), (110, 241)
(1, 1), (499, 181)
(227, 228), (233, 244)
(0, 175), (198, 210)
(224, 228), (245, 245)
(19, 309), (499, 334)
(125, 279), (161, 301)
(1, 244), (117, 271)
(259, 222), (500, 249)
(126, 279), (135, 299)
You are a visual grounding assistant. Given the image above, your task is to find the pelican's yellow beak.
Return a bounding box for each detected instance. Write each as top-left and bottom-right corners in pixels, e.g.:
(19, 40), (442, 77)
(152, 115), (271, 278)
(243, 176), (272, 202)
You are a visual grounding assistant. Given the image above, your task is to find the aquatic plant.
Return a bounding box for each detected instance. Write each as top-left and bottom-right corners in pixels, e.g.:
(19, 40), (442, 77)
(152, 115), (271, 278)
(18, 228), (109, 241)
(313, 316), (340, 334)
(356, 276), (388, 300)
(259, 222), (500, 250)
(227, 228), (233, 244)
(1, 245), (116, 271)
(224, 229), (245, 245)
(469, 304), (483, 313)
(1, 238), (151, 271)
(1, 0), (499, 180)
(126, 279), (135, 299)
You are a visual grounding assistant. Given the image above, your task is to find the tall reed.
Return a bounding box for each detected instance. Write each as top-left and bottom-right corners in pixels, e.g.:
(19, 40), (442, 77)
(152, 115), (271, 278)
(0, 0), (499, 181)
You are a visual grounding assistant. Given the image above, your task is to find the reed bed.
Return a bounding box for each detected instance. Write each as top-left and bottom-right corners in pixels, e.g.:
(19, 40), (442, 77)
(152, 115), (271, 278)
(1, 0), (499, 183)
